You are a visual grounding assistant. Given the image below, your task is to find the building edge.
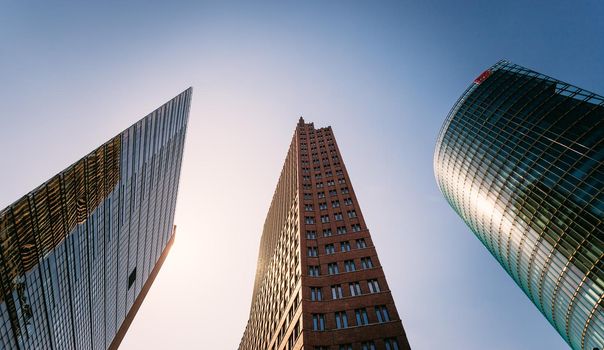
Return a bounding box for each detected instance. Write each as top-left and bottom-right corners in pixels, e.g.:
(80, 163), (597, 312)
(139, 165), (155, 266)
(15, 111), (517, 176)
(107, 226), (177, 350)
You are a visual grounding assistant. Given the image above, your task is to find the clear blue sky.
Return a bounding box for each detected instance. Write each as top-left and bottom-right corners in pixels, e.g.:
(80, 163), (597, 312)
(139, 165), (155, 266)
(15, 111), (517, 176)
(1, 1), (603, 349)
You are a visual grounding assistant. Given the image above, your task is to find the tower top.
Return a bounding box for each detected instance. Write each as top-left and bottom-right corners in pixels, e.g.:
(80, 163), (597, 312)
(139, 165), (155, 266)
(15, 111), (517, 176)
(298, 116), (305, 125)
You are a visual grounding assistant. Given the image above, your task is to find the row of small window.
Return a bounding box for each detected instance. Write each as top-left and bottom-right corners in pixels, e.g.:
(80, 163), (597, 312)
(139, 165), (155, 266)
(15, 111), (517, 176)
(300, 155), (340, 163)
(314, 338), (401, 350)
(299, 141), (335, 149)
(311, 305), (391, 331)
(302, 168), (341, 180)
(306, 225), (362, 239)
(310, 258), (374, 275)
(305, 198), (353, 211)
(302, 178), (346, 187)
(303, 187), (350, 199)
(308, 260), (377, 278)
(301, 158), (341, 167)
(298, 135), (333, 143)
(300, 147), (338, 157)
(307, 239), (368, 256)
(310, 280), (380, 301)
(305, 210), (357, 224)
(299, 129), (332, 137)
(302, 170), (344, 179)
(299, 135), (333, 143)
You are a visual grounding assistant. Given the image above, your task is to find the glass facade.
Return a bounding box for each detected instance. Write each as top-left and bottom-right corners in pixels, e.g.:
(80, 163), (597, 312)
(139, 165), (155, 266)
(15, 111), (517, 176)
(0, 88), (191, 350)
(434, 61), (603, 349)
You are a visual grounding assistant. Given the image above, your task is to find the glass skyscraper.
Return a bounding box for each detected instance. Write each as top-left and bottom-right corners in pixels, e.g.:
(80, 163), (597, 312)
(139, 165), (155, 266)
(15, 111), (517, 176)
(0, 88), (191, 349)
(434, 61), (603, 349)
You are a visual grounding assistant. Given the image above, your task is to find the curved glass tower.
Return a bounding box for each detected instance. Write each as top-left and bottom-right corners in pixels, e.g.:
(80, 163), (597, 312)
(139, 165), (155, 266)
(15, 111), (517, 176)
(434, 61), (603, 349)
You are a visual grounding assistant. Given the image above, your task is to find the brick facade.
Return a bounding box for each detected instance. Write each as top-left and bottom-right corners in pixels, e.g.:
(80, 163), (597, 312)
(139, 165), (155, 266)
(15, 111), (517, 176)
(240, 118), (411, 350)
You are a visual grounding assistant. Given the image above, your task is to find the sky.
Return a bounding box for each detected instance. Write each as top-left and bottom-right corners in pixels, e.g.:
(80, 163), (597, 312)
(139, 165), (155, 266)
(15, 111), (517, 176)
(1, 1), (603, 349)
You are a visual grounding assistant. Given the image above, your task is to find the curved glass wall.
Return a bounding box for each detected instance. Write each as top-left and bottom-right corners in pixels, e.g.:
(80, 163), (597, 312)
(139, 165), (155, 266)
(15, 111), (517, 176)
(434, 60), (604, 350)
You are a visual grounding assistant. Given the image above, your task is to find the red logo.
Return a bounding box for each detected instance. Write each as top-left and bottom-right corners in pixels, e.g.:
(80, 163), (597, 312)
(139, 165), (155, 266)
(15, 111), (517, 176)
(474, 69), (492, 84)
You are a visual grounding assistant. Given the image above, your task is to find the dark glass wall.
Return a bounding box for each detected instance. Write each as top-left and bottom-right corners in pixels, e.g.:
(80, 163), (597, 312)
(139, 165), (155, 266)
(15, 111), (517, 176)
(0, 88), (191, 349)
(434, 61), (603, 350)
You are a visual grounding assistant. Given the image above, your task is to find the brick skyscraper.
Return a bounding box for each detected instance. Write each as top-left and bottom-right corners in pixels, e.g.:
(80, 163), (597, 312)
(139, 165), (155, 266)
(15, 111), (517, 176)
(239, 118), (411, 350)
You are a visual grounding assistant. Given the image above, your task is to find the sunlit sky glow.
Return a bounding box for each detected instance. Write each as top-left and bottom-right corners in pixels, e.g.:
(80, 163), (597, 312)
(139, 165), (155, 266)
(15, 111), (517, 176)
(1, 1), (603, 349)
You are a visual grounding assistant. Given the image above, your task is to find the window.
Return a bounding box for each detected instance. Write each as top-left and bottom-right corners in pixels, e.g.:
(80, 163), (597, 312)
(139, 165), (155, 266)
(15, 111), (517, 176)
(355, 308), (369, 326)
(347, 210), (357, 218)
(328, 262), (339, 275)
(305, 216), (315, 224)
(323, 228), (332, 237)
(336, 226), (347, 235)
(303, 184), (312, 190)
(319, 202), (328, 210)
(338, 178), (345, 184)
(305, 204), (314, 211)
(384, 338), (400, 350)
(306, 230), (317, 239)
(329, 189), (337, 196)
(310, 287), (323, 301)
(331, 200), (340, 208)
(375, 305), (390, 322)
(341, 187), (349, 194)
(331, 285), (343, 299)
(316, 182), (324, 189)
(336, 169), (343, 176)
(335, 311), (349, 329)
(128, 268), (136, 289)
(321, 215), (330, 223)
(349, 282), (362, 296)
(344, 198), (353, 205)
(327, 180), (335, 186)
(314, 347), (329, 350)
(334, 212), (343, 221)
(325, 244), (335, 254)
(356, 239), (367, 248)
(315, 173), (322, 180)
(303, 175), (310, 182)
(304, 193), (312, 200)
(361, 341), (376, 350)
(312, 314), (325, 331)
(351, 224), (361, 232)
(340, 241), (351, 252)
(339, 345), (352, 350)
(308, 247), (318, 257)
(361, 257), (374, 269)
(368, 279), (380, 293)
(318, 191), (325, 198)
(344, 260), (356, 272)
(325, 171), (333, 177)
(308, 265), (320, 276)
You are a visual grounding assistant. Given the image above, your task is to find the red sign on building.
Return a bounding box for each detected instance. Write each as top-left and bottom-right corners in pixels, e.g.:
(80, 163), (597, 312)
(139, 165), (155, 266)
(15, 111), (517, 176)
(474, 69), (492, 84)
